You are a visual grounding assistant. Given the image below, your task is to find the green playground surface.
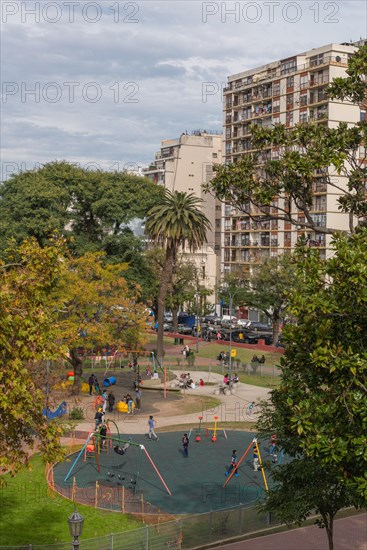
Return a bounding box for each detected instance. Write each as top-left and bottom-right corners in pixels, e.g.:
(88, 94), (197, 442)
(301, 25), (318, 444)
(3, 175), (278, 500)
(53, 430), (279, 514)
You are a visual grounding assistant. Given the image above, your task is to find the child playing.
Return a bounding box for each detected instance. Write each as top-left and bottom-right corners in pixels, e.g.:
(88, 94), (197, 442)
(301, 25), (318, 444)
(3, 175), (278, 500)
(225, 450), (239, 477)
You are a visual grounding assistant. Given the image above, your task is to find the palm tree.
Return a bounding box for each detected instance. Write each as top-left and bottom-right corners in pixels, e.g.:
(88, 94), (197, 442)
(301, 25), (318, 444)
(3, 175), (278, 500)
(145, 190), (211, 362)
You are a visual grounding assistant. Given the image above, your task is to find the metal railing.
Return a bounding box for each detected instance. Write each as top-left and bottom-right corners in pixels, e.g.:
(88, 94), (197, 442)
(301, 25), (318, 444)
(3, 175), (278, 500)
(1, 503), (277, 550)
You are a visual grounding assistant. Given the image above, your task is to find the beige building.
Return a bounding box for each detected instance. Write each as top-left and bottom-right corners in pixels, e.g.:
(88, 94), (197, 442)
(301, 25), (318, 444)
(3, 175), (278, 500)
(143, 131), (223, 303)
(222, 40), (366, 277)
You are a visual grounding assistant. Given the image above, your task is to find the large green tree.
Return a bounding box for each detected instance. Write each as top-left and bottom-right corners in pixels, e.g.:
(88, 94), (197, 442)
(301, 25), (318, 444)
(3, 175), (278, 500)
(145, 190), (211, 361)
(257, 458), (359, 550)
(257, 228), (367, 503)
(205, 44), (367, 234)
(232, 254), (297, 344)
(0, 238), (65, 478)
(54, 252), (149, 392)
(0, 161), (163, 264)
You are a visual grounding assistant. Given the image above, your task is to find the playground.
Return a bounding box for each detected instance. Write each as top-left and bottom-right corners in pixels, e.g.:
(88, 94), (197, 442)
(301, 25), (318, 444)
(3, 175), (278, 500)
(52, 428), (277, 515)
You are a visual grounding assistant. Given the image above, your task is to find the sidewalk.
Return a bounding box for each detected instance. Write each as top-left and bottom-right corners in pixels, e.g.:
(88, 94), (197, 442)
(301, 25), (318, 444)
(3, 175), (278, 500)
(211, 513), (367, 550)
(73, 370), (271, 435)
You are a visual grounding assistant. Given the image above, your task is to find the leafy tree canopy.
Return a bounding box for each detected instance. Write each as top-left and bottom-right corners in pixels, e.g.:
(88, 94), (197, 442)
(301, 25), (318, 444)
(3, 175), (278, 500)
(0, 161), (164, 261)
(0, 238), (66, 478)
(54, 252), (150, 392)
(257, 228), (367, 501)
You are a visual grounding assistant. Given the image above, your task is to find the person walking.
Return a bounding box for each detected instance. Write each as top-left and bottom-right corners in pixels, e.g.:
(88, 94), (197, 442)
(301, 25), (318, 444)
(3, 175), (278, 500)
(182, 433), (189, 457)
(225, 450), (239, 477)
(88, 374), (95, 396)
(135, 388), (142, 410)
(147, 415), (159, 441)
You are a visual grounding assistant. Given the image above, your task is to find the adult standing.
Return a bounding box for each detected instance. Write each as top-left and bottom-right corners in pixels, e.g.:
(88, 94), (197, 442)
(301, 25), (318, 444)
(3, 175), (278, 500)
(88, 374), (95, 396)
(135, 388), (142, 410)
(182, 433), (189, 457)
(107, 391), (115, 413)
(147, 415), (159, 441)
(253, 445), (259, 471)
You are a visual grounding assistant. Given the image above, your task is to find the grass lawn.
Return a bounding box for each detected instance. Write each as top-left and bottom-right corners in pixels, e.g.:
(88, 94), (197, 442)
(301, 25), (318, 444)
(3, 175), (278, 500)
(0, 455), (142, 546)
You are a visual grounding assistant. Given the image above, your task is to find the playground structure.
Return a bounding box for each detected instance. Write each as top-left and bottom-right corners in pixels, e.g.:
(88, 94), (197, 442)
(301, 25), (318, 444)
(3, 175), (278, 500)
(51, 430), (275, 515)
(63, 425), (171, 498)
(195, 416), (203, 442)
(42, 401), (67, 420)
(223, 437), (268, 492)
(103, 376), (116, 387)
(206, 416), (227, 442)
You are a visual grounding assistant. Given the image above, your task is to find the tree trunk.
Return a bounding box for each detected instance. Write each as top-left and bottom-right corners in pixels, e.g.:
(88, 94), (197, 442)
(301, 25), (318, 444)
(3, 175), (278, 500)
(70, 348), (83, 394)
(156, 249), (174, 364)
(172, 307), (179, 332)
(272, 311), (280, 345)
(325, 515), (334, 550)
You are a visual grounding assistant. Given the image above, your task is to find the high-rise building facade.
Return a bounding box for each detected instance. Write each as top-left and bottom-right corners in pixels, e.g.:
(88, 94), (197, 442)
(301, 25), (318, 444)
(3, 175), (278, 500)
(143, 131), (222, 303)
(222, 40), (366, 277)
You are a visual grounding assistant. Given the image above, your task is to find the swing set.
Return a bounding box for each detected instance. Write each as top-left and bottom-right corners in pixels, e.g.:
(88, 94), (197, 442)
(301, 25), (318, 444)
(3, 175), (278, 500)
(63, 425), (171, 497)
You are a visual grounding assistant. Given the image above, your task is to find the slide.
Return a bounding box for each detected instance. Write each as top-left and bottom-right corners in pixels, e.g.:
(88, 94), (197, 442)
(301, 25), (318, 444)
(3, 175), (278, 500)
(43, 401), (68, 420)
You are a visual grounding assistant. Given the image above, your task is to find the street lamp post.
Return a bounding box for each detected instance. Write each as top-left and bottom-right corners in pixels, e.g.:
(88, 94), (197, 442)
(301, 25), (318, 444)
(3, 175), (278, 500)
(195, 293), (200, 353)
(228, 292), (233, 387)
(67, 507), (84, 549)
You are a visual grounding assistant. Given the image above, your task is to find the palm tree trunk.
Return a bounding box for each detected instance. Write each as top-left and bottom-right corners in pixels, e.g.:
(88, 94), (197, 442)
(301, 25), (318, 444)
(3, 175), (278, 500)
(157, 249), (174, 363)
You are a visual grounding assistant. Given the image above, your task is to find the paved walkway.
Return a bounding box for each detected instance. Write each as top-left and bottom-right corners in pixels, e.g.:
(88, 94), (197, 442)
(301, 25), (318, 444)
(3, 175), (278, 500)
(209, 513), (367, 550)
(73, 370), (271, 434)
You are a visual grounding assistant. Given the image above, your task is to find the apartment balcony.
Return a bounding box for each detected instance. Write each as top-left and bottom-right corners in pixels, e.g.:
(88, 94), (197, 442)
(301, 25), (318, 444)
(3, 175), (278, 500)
(309, 76), (329, 88)
(284, 240), (292, 248)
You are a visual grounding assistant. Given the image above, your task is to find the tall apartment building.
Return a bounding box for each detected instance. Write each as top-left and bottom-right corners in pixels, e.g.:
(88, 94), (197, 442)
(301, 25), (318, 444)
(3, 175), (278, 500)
(222, 40), (366, 277)
(143, 131), (222, 303)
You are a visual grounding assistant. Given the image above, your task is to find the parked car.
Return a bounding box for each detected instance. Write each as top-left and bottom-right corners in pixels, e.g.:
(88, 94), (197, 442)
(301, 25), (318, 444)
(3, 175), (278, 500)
(203, 315), (222, 325)
(237, 319), (252, 328)
(178, 325), (194, 335)
(246, 321), (272, 332)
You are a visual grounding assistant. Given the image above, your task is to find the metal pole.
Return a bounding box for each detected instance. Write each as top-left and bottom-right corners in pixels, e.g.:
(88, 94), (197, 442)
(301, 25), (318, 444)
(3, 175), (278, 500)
(195, 294), (199, 353)
(229, 293), (233, 387)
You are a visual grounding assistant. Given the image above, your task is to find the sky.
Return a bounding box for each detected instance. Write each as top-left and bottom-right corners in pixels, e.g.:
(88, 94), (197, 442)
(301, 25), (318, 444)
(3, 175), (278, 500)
(1, 0), (366, 180)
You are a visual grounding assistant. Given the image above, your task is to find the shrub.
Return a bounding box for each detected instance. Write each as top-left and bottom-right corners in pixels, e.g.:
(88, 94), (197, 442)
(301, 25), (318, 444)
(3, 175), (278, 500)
(69, 407), (84, 420)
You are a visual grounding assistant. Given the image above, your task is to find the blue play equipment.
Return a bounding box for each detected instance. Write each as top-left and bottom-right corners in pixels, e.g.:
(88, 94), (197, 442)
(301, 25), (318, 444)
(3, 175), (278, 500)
(103, 376), (117, 387)
(42, 401), (67, 420)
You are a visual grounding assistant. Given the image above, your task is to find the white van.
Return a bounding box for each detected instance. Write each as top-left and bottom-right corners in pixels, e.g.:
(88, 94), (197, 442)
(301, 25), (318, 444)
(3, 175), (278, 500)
(221, 315), (238, 326)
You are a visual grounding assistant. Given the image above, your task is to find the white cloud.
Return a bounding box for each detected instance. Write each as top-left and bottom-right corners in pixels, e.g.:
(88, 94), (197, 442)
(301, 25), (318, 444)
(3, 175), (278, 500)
(1, 0), (366, 177)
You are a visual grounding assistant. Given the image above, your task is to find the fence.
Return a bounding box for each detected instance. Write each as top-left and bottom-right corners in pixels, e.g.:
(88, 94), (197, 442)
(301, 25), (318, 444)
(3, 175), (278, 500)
(0, 502), (278, 550)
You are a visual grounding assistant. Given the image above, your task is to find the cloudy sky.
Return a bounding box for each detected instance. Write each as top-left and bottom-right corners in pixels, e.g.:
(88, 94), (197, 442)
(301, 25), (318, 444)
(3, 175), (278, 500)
(1, 0), (366, 179)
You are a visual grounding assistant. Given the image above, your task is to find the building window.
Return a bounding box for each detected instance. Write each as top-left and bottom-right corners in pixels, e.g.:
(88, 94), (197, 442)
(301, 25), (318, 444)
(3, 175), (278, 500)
(286, 111), (294, 126)
(310, 53), (324, 67)
(299, 112), (308, 124)
(212, 152), (218, 158)
(280, 58), (297, 75)
(300, 94), (308, 106)
(273, 81), (280, 96)
(286, 76), (294, 88)
(300, 74), (308, 89)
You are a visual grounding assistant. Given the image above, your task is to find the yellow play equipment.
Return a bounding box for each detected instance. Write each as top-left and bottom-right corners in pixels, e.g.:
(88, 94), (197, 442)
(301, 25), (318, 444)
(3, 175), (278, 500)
(223, 437), (268, 491)
(116, 401), (136, 413)
(206, 415), (227, 442)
